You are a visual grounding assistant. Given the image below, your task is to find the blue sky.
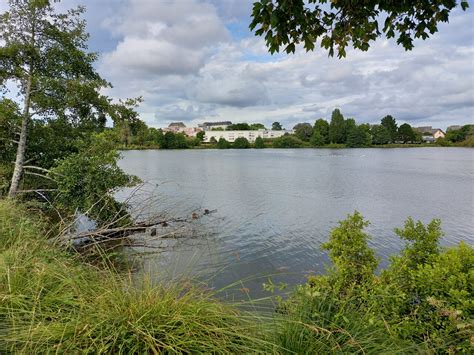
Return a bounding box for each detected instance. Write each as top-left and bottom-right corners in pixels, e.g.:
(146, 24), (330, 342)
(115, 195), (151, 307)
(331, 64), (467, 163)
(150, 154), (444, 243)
(2, 0), (472, 130)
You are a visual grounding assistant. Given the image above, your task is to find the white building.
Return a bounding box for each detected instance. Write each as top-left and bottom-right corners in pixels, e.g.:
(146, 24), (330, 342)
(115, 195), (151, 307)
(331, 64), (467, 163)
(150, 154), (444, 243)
(203, 130), (292, 143)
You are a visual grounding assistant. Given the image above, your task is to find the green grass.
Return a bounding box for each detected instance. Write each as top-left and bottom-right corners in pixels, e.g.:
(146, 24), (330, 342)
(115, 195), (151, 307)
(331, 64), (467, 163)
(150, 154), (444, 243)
(0, 200), (274, 353)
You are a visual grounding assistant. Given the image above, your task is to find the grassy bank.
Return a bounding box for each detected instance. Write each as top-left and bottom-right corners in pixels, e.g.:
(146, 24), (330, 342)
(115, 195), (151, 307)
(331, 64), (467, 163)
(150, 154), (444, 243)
(1, 201), (472, 353)
(0, 200), (273, 353)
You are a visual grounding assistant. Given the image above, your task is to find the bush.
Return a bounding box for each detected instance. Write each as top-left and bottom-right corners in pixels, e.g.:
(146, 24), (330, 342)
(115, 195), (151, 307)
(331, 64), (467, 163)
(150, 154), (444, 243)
(48, 135), (139, 225)
(297, 213), (474, 353)
(322, 211), (378, 291)
(436, 137), (452, 147)
(272, 135), (303, 148)
(254, 136), (265, 148)
(0, 164), (13, 197)
(377, 219), (473, 352)
(233, 137), (250, 149)
(216, 138), (230, 149)
(160, 132), (189, 149)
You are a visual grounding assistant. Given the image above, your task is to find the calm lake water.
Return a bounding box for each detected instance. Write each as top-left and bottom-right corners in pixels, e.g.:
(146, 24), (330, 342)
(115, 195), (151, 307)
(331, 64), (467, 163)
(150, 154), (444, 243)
(118, 148), (474, 298)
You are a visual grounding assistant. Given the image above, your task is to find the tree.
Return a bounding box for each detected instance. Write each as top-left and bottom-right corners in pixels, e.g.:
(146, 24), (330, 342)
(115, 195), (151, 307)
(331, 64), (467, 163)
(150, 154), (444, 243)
(293, 123), (313, 141)
(272, 135), (303, 148)
(313, 118), (329, 143)
(371, 124), (390, 145)
(381, 115), (398, 143)
(398, 123), (415, 143)
(174, 133), (189, 149)
(346, 125), (370, 148)
(328, 109), (346, 144)
(310, 130), (325, 147)
(445, 125), (473, 143)
(233, 137), (250, 149)
(156, 129), (165, 146)
(227, 123), (251, 131)
(161, 132), (175, 149)
(49, 143), (138, 225)
(412, 130), (422, 143)
(0, 99), (20, 164)
(254, 136), (265, 148)
(250, 0), (469, 57)
(0, 1), (117, 197)
(250, 123), (266, 130)
(272, 121), (283, 130)
(196, 130), (205, 141)
(344, 118), (357, 140)
(216, 137), (230, 149)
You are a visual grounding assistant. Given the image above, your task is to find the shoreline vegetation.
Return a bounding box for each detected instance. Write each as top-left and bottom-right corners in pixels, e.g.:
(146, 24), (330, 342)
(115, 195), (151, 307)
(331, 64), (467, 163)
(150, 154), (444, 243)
(109, 110), (473, 151)
(119, 142), (473, 151)
(1, 200), (473, 353)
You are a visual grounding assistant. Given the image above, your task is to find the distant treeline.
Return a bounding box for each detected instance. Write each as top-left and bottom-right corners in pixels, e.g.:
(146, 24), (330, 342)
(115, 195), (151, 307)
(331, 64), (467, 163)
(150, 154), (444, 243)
(115, 108), (472, 150)
(285, 109), (473, 148)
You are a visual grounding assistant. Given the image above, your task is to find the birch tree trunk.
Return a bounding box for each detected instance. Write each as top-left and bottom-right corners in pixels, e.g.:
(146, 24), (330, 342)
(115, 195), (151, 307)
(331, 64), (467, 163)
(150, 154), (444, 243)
(8, 74), (32, 198)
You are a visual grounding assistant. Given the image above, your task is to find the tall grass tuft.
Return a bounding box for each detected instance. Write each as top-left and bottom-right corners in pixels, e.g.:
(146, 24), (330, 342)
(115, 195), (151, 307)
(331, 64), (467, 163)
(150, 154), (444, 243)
(0, 200), (272, 353)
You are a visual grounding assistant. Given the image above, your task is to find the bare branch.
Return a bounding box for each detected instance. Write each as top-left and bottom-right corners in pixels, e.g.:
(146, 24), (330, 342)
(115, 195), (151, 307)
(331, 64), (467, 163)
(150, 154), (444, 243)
(24, 165), (64, 176)
(17, 188), (58, 193)
(24, 171), (57, 182)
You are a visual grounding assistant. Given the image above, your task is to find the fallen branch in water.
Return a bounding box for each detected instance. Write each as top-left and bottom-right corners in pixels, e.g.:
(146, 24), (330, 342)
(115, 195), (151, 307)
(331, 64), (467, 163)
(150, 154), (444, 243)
(68, 218), (186, 240)
(61, 209), (217, 248)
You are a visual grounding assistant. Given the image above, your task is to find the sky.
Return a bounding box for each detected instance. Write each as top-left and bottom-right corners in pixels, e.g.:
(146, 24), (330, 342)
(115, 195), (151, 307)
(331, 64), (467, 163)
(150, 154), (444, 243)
(2, 0), (473, 130)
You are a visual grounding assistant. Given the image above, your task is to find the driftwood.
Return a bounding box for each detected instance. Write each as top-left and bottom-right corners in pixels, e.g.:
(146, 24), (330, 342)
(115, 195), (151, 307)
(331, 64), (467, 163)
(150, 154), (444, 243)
(63, 209), (217, 248)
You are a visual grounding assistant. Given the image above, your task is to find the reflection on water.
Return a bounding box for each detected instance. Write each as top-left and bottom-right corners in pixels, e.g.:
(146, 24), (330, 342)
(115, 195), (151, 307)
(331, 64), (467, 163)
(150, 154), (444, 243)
(117, 148), (474, 298)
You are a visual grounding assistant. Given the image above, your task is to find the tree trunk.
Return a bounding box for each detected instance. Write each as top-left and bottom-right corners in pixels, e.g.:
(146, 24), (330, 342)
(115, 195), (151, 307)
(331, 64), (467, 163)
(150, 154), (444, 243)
(8, 74), (32, 198)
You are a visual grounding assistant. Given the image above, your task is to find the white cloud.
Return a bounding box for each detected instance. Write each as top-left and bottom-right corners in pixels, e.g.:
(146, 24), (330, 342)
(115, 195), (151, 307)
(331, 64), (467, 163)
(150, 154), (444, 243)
(100, 0), (230, 77)
(91, 1), (473, 129)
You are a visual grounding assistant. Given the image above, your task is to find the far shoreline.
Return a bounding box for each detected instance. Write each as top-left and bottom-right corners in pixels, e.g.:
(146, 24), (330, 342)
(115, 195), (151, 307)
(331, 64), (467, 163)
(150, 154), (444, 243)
(119, 144), (472, 151)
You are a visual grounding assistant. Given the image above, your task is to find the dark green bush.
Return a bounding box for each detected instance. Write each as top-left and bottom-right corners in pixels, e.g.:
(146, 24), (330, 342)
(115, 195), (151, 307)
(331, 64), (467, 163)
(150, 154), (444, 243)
(272, 135), (303, 148)
(233, 137), (251, 148)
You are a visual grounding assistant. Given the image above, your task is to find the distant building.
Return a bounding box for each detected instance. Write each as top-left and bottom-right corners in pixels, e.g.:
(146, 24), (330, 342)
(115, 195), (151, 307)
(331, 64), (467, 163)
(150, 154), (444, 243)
(162, 122), (202, 137)
(447, 125), (462, 132)
(164, 122), (186, 133)
(414, 126), (445, 140)
(198, 121), (232, 131)
(203, 130), (292, 143)
(414, 126), (434, 134)
(432, 129), (446, 139)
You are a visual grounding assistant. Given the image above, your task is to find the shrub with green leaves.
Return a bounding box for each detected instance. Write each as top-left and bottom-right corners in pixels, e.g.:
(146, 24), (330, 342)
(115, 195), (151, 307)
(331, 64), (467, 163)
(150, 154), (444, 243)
(254, 136), (265, 148)
(48, 134), (139, 225)
(272, 135), (303, 148)
(322, 211), (378, 291)
(233, 137), (251, 148)
(377, 219), (473, 352)
(288, 213), (473, 353)
(216, 137), (230, 149)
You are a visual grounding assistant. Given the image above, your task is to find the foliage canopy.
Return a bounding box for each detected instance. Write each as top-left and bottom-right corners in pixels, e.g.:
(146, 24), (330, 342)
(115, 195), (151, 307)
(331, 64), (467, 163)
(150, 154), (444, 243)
(250, 0), (469, 57)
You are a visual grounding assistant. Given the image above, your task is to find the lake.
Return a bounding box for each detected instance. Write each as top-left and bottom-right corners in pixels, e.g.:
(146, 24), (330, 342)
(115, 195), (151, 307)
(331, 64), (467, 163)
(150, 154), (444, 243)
(118, 148), (474, 299)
